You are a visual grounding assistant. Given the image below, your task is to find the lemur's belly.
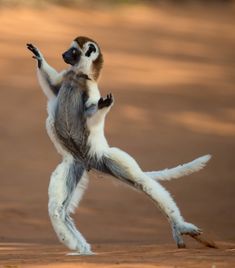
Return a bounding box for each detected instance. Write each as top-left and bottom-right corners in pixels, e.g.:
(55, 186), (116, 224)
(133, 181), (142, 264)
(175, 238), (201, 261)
(46, 83), (108, 164)
(53, 84), (91, 164)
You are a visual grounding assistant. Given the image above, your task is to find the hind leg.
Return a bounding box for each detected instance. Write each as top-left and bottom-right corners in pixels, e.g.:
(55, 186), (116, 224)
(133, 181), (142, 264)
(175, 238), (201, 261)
(102, 147), (201, 248)
(48, 157), (92, 255)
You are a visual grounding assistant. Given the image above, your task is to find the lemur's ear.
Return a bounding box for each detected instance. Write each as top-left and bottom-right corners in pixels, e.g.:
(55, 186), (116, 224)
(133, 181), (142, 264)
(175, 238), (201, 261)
(85, 44), (96, 57)
(85, 42), (99, 60)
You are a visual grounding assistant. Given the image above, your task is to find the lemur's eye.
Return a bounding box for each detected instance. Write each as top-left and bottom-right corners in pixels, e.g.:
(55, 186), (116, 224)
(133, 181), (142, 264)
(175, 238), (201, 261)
(85, 44), (96, 57)
(72, 49), (77, 55)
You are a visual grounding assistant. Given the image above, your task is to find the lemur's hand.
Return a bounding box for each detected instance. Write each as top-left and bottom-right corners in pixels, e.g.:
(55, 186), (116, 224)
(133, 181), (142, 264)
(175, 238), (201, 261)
(98, 93), (114, 109)
(26, 43), (42, 68)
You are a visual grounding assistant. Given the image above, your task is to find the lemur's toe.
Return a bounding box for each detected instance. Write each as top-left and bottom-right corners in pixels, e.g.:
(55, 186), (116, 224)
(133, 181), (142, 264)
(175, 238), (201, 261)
(177, 241), (186, 249)
(172, 224), (186, 249)
(178, 222), (201, 236)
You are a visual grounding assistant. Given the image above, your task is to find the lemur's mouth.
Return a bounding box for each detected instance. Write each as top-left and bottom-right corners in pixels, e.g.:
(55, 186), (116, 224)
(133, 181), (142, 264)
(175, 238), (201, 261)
(62, 47), (81, 66)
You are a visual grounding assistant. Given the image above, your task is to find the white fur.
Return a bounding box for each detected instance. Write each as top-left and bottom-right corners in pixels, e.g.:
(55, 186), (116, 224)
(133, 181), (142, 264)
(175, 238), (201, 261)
(86, 82), (111, 159)
(71, 40), (79, 49)
(37, 68), (55, 100)
(76, 55), (93, 78)
(48, 160), (92, 254)
(68, 172), (89, 214)
(87, 118), (109, 159)
(146, 154), (211, 181)
(36, 52), (65, 100)
(106, 147), (184, 224)
(84, 42), (99, 61)
(85, 80), (101, 107)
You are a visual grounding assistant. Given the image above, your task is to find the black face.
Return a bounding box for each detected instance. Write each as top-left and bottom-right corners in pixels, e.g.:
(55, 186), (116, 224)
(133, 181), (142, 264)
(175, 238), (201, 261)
(62, 47), (81, 65)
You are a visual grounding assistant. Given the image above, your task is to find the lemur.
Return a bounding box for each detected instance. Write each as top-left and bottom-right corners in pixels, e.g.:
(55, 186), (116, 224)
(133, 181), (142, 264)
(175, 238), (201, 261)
(27, 36), (215, 255)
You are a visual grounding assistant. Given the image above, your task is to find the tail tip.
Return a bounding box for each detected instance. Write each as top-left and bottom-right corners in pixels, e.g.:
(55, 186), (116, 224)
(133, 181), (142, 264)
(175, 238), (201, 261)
(196, 154), (212, 167)
(202, 154), (212, 162)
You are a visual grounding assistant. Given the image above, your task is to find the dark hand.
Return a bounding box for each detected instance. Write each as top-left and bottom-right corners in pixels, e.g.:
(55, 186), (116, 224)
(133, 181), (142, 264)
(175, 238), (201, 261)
(26, 43), (42, 68)
(98, 93), (113, 109)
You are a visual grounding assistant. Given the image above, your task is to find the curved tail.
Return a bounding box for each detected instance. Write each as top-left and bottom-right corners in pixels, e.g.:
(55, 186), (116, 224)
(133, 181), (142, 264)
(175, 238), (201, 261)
(145, 154), (211, 181)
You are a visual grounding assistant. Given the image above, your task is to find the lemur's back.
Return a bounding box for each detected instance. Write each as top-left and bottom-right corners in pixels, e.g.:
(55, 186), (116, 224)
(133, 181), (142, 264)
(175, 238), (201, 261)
(54, 71), (90, 164)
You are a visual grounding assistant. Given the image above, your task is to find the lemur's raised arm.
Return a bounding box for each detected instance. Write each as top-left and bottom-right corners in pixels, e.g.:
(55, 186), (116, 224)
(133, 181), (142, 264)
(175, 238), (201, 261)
(27, 44), (66, 99)
(27, 38), (112, 126)
(27, 42), (110, 118)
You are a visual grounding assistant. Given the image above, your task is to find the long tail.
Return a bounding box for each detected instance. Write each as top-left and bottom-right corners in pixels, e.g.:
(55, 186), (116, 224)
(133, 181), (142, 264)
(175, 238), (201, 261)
(145, 154), (211, 181)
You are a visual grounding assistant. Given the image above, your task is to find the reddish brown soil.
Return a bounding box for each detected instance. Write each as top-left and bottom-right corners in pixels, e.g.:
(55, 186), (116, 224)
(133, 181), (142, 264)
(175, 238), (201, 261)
(0, 3), (235, 267)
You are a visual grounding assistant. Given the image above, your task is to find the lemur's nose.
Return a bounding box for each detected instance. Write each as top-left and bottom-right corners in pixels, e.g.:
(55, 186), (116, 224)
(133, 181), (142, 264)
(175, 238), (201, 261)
(62, 48), (81, 65)
(62, 50), (73, 64)
(62, 51), (69, 61)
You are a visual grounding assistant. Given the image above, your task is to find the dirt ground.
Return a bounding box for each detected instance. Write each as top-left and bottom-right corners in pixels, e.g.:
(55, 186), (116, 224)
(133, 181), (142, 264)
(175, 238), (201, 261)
(0, 2), (235, 267)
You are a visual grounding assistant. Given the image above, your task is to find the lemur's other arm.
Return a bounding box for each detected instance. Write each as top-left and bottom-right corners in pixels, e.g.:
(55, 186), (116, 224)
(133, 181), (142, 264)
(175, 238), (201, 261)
(85, 93), (113, 127)
(27, 44), (66, 100)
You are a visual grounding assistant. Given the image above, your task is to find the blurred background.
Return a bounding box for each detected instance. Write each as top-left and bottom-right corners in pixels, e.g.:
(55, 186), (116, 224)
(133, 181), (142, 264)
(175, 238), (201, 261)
(0, 0), (235, 251)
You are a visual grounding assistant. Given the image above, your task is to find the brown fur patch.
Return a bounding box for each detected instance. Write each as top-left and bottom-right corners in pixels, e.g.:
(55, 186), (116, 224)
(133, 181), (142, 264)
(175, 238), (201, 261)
(74, 36), (104, 80)
(63, 70), (90, 94)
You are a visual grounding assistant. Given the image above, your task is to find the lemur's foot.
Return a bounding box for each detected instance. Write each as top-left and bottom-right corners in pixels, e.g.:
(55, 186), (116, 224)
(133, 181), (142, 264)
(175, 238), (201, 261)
(172, 221), (201, 248)
(66, 240), (94, 255)
(172, 221), (217, 248)
(26, 43), (42, 68)
(178, 222), (202, 236)
(172, 223), (186, 248)
(73, 241), (94, 255)
(98, 93), (113, 109)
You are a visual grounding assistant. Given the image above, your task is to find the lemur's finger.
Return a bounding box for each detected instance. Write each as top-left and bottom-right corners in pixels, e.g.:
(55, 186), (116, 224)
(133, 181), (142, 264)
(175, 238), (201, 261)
(28, 47), (36, 53)
(98, 97), (104, 104)
(27, 43), (40, 57)
(108, 94), (113, 103)
(27, 44), (35, 51)
(27, 46), (34, 52)
(27, 43), (36, 50)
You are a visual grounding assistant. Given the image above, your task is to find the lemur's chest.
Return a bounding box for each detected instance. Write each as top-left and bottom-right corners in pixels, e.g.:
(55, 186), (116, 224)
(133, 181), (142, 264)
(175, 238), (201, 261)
(53, 78), (91, 161)
(55, 80), (87, 133)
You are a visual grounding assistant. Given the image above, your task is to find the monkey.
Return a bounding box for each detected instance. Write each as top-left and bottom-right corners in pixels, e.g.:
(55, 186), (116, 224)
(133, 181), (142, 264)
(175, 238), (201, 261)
(27, 36), (215, 255)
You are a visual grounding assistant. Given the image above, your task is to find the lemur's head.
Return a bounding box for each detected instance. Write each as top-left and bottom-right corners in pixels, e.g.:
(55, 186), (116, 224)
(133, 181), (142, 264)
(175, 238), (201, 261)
(62, 36), (103, 81)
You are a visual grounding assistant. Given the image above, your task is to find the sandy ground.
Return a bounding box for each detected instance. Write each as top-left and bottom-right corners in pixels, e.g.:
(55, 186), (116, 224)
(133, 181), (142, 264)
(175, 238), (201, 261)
(0, 2), (235, 267)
